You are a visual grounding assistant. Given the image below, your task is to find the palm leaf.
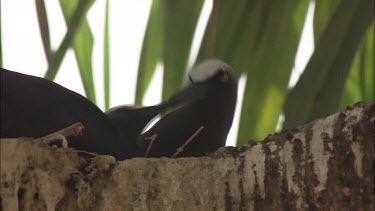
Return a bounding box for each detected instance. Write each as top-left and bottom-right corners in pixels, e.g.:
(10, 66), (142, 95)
(58, 0), (96, 102)
(35, 0), (52, 63)
(161, 0), (204, 100)
(103, 0), (110, 109)
(341, 24), (374, 107)
(135, 1), (163, 105)
(198, 0), (310, 144)
(283, 0), (374, 129)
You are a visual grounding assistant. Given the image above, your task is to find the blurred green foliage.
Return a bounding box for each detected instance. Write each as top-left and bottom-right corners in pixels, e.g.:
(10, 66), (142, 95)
(284, 0), (374, 129)
(198, 0), (310, 144)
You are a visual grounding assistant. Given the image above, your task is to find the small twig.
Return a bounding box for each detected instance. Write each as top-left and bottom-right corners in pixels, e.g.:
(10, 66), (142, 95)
(39, 122), (84, 139)
(171, 126), (204, 158)
(144, 134), (158, 157)
(35, 122), (85, 147)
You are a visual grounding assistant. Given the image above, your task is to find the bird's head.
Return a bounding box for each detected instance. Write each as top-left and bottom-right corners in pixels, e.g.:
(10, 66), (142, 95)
(188, 59), (237, 84)
(168, 59), (237, 105)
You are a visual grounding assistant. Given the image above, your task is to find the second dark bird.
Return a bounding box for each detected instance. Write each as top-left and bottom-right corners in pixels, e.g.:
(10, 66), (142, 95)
(137, 59), (238, 157)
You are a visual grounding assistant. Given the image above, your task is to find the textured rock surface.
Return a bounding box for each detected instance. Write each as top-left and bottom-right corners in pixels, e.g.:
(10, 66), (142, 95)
(1, 102), (374, 210)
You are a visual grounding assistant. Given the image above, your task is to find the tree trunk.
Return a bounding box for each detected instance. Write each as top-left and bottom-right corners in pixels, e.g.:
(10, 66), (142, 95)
(1, 102), (374, 210)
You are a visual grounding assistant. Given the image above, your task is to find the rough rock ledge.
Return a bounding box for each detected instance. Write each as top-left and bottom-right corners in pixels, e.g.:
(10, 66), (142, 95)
(1, 102), (374, 210)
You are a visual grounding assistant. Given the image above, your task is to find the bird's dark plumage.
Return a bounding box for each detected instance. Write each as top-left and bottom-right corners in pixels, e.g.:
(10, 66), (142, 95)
(1, 59), (237, 159)
(137, 59), (238, 157)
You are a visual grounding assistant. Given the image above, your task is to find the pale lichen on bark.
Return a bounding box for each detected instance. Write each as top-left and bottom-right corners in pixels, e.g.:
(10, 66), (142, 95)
(310, 113), (337, 194)
(1, 102), (374, 210)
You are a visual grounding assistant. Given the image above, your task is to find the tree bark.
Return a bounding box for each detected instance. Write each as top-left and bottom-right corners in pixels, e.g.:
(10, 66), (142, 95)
(1, 102), (374, 210)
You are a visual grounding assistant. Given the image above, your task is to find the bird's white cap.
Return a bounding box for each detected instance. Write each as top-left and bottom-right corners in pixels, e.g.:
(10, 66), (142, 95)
(189, 59), (235, 82)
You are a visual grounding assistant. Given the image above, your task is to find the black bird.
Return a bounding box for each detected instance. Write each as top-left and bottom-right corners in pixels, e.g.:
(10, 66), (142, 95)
(0, 68), (182, 160)
(137, 59), (238, 157)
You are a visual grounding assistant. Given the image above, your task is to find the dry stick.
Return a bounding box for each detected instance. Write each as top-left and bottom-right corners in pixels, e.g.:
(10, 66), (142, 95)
(144, 134), (158, 157)
(35, 122), (85, 147)
(33, 122), (98, 157)
(171, 126), (204, 158)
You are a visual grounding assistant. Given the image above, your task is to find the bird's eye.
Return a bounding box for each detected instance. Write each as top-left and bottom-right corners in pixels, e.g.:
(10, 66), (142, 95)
(217, 68), (229, 82)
